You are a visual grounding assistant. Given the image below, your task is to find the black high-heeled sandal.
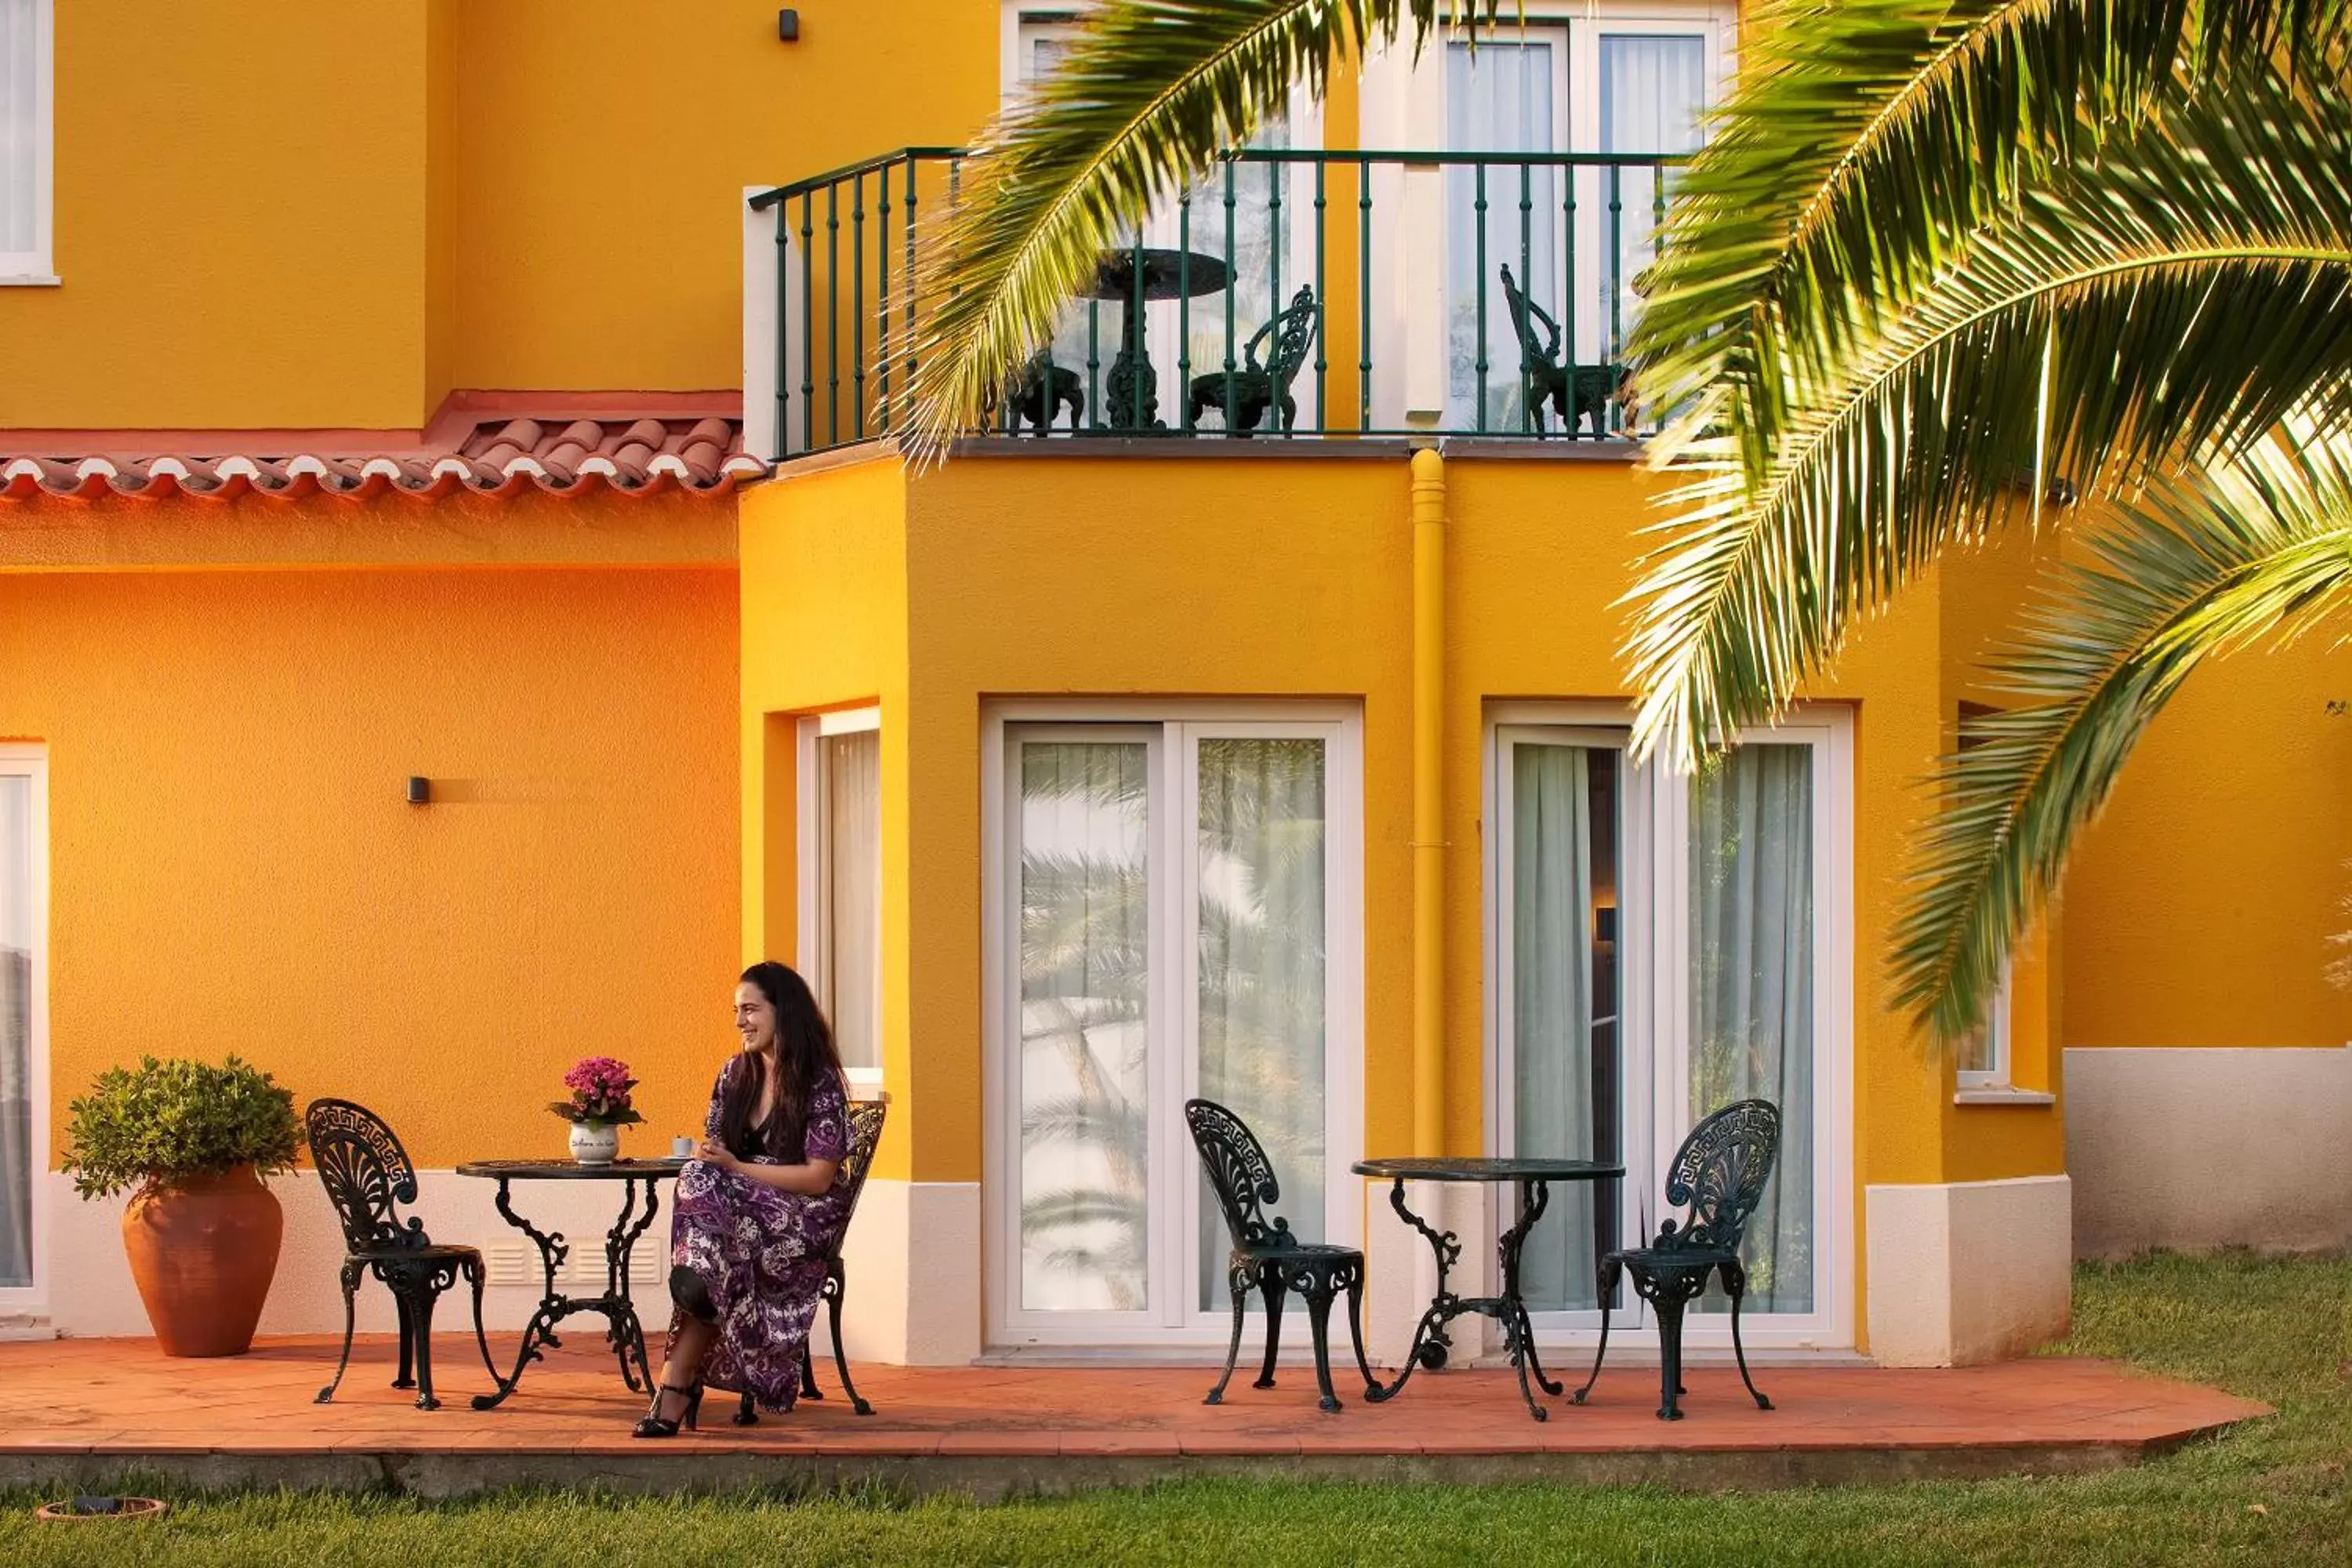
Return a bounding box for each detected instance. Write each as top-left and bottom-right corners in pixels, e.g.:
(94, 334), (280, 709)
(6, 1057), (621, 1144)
(632, 1381), (702, 1439)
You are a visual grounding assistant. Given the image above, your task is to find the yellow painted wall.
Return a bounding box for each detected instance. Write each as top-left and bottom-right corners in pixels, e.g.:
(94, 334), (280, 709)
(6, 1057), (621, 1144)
(0, 2), (446, 430)
(738, 456), (912, 1177)
(739, 445), (2000, 1347)
(5, 2), (1002, 430)
(2063, 636), (2352, 1047)
(1935, 530), (2068, 1182)
(2, 563), (740, 1167)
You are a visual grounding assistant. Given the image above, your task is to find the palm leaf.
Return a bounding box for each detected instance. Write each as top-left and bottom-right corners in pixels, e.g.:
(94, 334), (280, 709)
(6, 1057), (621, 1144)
(901, 0), (1513, 457)
(1633, 0), (2350, 483)
(1896, 423), (2352, 1043)
(1627, 69), (2352, 769)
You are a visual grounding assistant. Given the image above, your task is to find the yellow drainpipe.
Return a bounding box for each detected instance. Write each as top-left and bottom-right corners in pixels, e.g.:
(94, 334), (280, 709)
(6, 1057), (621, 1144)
(1410, 448), (1446, 1156)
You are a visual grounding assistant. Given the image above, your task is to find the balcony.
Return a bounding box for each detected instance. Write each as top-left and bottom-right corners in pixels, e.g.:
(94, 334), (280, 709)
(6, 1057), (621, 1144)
(746, 147), (1685, 463)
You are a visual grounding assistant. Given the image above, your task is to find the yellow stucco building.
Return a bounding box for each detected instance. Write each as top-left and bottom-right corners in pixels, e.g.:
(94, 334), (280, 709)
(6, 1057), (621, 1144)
(1, 2), (2342, 1369)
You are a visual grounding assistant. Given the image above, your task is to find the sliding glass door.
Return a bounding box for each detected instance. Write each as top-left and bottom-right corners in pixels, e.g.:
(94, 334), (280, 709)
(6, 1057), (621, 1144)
(992, 713), (1360, 1344)
(1493, 713), (1846, 1343)
(0, 748), (43, 1305)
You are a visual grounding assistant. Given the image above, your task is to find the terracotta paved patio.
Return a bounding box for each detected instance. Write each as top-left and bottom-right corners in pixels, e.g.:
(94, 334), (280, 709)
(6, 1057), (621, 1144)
(0, 1334), (2269, 1497)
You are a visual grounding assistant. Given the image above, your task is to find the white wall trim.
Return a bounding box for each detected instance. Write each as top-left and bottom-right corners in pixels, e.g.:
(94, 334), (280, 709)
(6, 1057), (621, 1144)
(1866, 1176), (2072, 1367)
(2068, 1044), (2352, 1258)
(742, 184), (782, 462)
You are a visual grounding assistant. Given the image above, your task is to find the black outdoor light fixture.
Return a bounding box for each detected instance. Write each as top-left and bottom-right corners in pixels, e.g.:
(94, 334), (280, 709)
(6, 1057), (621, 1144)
(777, 9), (800, 41)
(407, 776), (431, 806)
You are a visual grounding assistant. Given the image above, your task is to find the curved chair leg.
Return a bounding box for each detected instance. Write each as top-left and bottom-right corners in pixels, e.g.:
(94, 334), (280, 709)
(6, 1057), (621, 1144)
(1653, 1293), (1687, 1422)
(735, 1391), (758, 1427)
(405, 1287), (443, 1411)
(1253, 1268), (1287, 1391)
(317, 1259), (363, 1405)
(826, 1272), (873, 1416)
(462, 1256), (503, 1392)
(1206, 1265), (1250, 1406)
(1344, 1267), (1378, 1397)
(1570, 1256), (1621, 1406)
(392, 1291), (416, 1390)
(1726, 1262), (1773, 1410)
(1303, 1276), (1342, 1414)
(800, 1341), (822, 1401)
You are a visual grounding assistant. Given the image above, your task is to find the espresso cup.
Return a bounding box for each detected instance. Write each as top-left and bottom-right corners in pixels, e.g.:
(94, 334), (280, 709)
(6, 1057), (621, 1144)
(671, 1135), (695, 1159)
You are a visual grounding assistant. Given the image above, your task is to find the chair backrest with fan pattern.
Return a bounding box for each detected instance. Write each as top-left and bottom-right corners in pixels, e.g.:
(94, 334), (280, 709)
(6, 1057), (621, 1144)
(1184, 1097), (1297, 1254)
(303, 1098), (433, 1257)
(1652, 1098), (1781, 1257)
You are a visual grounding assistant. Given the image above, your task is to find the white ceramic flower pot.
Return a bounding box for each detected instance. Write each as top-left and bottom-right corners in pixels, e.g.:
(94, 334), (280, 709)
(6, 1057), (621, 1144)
(568, 1122), (621, 1167)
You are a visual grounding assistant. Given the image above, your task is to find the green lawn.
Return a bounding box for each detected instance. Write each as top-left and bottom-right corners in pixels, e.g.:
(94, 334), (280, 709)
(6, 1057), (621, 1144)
(7, 1251), (2347, 1566)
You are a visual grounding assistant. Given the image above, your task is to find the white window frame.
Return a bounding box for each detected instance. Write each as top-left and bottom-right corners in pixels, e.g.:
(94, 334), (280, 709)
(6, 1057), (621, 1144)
(0, 745), (49, 1312)
(797, 707), (884, 1097)
(1, 0), (56, 285)
(1955, 966), (2015, 1091)
(1484, 702), (1855, 1352)
(981, 699), (1366, 1348)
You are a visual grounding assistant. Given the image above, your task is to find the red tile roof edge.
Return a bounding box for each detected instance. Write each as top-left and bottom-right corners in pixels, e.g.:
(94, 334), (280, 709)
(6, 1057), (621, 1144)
(0, 391), (766, 503)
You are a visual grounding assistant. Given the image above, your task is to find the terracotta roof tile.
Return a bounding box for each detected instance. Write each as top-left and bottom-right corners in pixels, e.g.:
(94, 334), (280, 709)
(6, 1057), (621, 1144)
(0, 402), (766, 503)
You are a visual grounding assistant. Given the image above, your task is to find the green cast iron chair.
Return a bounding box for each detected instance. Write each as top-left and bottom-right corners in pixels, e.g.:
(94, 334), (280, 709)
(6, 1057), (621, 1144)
(1185, 1096), (1377, 1414)
(1186, 285), (1320, 434)
(1570, 1098), (1782, 1421)
(1497, 263), (1627, 437)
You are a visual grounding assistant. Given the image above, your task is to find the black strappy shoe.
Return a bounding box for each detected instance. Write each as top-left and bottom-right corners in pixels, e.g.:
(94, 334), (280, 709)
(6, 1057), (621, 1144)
(632, 1381), (703, 1438)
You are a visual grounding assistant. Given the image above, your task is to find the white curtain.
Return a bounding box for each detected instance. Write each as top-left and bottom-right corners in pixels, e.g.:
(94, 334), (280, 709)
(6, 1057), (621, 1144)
(822, 731), (881, 1073)
(1599, 35), (1705, 358)
(1512, 746), (1596, 1310)
(0, 0), (38, 260)
(1687, 746), (1815, 1313)
(0, 775), (30, 1289)
(1018, 741), (1153, 1312)
(1446, 39), (1559, 430)
(1195, 739), (1327, 1307)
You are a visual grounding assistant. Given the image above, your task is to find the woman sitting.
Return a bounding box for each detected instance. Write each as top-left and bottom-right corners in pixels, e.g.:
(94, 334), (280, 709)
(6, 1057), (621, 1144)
(634, 960), (851, 1436)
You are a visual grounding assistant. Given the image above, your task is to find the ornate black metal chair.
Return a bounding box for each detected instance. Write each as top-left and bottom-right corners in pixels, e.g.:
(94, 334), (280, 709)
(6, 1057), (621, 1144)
(1497, 263), (1626, 437)
(1185, 1097), (1374, 1414)
(303, 1098), (502, 1411)
(1007, 350), (1083, 435)
(1186, 285), (1320, 434)
(733, 1096), (889, 1424)
(1570, 1098), (1781, 1421)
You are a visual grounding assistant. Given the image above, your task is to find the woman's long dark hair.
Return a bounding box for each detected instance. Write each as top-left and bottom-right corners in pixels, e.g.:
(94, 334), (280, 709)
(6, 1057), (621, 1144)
(720, 962), (844, 1161)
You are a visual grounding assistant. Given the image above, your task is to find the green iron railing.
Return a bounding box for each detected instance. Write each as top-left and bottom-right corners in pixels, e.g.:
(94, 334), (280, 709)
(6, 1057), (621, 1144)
(749, 146), (1688, 463)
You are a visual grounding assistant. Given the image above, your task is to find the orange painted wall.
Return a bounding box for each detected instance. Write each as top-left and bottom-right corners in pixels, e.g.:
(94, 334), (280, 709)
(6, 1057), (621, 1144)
(0, 565), (741, 1167)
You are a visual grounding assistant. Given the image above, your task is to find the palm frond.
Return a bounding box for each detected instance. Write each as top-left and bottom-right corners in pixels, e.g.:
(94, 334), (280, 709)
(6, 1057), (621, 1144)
(1632, 0), (2351, 480)
(1896, 425), (2352, 1044)
(1626, 70), (2352, 769)
(901, 0), (1512, 457)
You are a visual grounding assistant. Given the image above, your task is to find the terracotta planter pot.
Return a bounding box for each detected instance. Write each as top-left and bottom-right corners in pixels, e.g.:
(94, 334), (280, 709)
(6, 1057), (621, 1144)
(121, 1165), (284, 1357)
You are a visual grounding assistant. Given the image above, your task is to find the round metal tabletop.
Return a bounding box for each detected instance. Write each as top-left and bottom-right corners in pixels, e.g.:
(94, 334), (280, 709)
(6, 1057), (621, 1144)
(1082, 247), (1232, 302)
(455, 1158), (687, 1180)
(1352, 1156), (1624, 1182)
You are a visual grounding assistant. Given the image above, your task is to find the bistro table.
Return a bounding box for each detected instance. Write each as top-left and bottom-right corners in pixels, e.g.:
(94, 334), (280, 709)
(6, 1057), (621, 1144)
(1352, 1155), (1624, 1421)
(455, 1157), (685, 1410)
(1083, 246), (1230, 430)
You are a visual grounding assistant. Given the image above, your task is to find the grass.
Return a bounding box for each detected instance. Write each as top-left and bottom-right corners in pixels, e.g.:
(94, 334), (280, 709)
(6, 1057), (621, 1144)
(5, 1251), (2347, 1566)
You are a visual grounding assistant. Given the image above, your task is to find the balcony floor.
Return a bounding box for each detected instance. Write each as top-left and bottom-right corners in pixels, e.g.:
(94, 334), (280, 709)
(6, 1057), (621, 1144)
(0, 1334), (2267, 1498)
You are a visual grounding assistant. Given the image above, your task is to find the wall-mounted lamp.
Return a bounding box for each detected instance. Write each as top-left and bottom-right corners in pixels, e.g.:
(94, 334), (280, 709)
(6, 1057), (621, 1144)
(407, 776), (432, 806)
(777, 9), (800, 42)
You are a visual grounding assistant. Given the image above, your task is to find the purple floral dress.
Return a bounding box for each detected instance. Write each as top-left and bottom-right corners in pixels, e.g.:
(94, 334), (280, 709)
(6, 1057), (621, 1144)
(665, 1055), (851, 1410)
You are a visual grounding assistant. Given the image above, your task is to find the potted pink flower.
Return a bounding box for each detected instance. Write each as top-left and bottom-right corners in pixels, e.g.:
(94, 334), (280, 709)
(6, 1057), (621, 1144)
(548, 1056), (644, 1166)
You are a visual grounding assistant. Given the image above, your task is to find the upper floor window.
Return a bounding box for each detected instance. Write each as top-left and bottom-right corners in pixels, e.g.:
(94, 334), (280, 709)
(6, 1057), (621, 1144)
(0, 0), (53, 282)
